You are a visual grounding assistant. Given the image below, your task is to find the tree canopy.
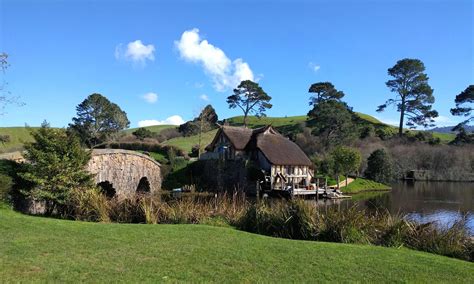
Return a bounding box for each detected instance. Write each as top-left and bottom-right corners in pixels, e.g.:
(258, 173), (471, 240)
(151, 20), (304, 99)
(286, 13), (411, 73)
(450, 85), (473, 130)
(308, 82), (345, 106)
(227, 80), (272, 127)
(19, 122), (93, 215)
(179, 104), (218, 136)
(69, 93), (130, 148)
(377, 58), (438, 136)
(364, 149), (393, 184)
(330, 146), (361, 188)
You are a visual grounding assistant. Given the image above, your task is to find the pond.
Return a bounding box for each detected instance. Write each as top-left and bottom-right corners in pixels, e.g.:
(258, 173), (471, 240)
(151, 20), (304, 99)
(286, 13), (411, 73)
(315, 182), (474, 234)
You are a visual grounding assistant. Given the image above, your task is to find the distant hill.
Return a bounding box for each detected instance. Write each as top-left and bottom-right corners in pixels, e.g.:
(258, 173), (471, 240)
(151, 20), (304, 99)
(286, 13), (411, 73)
(125, 125), (175, 134)
(430, 125), (474, 134)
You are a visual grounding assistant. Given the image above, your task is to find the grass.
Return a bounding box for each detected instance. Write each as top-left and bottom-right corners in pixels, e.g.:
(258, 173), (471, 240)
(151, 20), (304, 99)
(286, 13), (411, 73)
(124, 125), (175, 134)
(0, 127), (38, 153)
(227, 115), (308, 128)
(163, 129), (219, 154)
(340, 177), (391, 194)
(0, 205), (472, 282)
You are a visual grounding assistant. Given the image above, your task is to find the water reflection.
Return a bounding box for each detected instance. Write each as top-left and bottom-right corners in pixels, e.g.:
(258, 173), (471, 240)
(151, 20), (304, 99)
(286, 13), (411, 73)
(316, 181), (474, 234)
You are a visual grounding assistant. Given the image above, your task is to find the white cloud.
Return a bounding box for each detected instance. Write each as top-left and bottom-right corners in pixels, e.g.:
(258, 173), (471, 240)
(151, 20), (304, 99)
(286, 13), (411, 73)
(309, 62), (320, 72)
(138, 115), (185, 127)
(199, 94), (209, 101)
(115, 40), (155, 65)
(175, 28), (254, 91)
(433, 115), (454, 127)
(142, 92), (158, 103)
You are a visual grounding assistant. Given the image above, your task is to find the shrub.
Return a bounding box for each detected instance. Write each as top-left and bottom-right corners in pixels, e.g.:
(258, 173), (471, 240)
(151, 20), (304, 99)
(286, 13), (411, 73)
(132, 128), (154, 140)
(0, 173), (13, 202)
(364, 149), (393, 184)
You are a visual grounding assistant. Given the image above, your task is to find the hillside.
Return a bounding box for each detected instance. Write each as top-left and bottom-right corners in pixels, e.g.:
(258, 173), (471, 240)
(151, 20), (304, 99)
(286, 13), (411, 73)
(0, 113), (456, 154)
(1, 205), (472, 282)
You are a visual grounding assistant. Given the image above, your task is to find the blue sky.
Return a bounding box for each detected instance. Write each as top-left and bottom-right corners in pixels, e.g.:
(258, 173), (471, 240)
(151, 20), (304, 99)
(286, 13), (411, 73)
(1, 0), (472, 128)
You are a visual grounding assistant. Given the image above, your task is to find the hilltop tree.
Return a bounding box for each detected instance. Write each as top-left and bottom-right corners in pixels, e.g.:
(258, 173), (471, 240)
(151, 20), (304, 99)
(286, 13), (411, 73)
(377, 58), (438, 136)
(450, 85), (473, 130)
(227, 80), (272, 127)
(308, 82), (345, 106)
(308, 100), (357, 147)
(19, 122), (93, 215)
(330, 146), (361, 188)
(69, 93), (130, 148)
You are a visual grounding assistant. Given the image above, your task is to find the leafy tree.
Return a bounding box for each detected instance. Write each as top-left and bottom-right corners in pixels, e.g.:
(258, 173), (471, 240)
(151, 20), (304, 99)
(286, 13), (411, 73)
(19, 122), (93, 215)
(450, 127), (474, 145)
(308, 100), (357, 147)
(179, 104), (218, 137)
(69, 93), (130, 148)
(330, 146), (361, 188)
(450, 85), (473, 130)
(227, 80), (272, 127)
(364, 149), (393, 184)
(132, 127), (153, 140)
(377, 58), (438, 136)
(308, 82), (345, 106)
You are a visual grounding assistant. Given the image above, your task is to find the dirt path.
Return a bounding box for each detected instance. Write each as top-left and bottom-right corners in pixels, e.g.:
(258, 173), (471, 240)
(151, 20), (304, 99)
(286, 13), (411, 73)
(337, 177), (354, 188)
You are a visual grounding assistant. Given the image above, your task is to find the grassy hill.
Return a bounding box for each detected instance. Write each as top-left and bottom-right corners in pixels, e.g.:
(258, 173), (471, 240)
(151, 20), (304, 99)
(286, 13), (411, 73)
(0, 127), (38, 153)
(0, 112), (456, 154)
(1, 205), (472, 282)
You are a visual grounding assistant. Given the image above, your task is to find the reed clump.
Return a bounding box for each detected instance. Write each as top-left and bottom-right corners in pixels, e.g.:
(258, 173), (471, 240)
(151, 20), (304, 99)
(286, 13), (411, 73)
(67, 189), (473, 262)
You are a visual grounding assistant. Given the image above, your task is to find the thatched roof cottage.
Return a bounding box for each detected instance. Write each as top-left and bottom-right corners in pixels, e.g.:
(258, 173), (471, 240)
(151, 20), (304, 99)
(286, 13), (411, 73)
(202, 125), (314, 190)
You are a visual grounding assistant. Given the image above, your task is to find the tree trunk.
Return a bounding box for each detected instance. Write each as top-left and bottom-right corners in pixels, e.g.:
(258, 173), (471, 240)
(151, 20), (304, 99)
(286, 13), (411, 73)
(336, 175), (340, 189)
(399, 96), (406, 137)
(345, 175), (348, 188)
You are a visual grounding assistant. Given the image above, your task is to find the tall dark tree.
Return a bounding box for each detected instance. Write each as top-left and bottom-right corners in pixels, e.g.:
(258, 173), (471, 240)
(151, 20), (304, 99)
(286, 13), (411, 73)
(364, 149), (393, 184)
(308, 82), (345, 106)
(377, 58), (438, 136)
(450, 85), (473, 130)
(69, 93), (130, 148)
(308, 100), (357, 147)
(227, 80), (272, 127)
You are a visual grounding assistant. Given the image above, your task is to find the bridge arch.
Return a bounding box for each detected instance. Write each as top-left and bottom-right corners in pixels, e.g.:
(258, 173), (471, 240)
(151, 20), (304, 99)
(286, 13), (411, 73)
(87, 149), (161, 197)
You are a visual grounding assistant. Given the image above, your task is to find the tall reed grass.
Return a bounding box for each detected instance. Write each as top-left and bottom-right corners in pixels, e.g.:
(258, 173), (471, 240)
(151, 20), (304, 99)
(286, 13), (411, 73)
(67, 189), (473, 262)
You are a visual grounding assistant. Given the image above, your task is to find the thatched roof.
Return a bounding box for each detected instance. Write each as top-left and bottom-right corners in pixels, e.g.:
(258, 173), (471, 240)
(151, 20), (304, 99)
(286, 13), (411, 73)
(207, 125), (312, 166)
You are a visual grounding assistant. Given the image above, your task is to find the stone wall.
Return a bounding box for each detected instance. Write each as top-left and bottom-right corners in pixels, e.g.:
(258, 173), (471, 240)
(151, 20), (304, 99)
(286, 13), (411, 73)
(87, 149), (162, 196)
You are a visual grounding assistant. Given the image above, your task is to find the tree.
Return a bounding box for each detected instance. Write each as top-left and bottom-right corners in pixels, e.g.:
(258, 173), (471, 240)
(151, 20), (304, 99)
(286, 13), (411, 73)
(308, 100), (357, 147)
(0, 52), (24, 116)
(69, 93), (130, 148)
(330, 146), (361, 188)
(364, 149), (393, 184)
(227, 80), (272, 127)
(197, 105), (218, 158)
(132, 127), (153, 140)
(308, 82), (345, 106)
(377, 58), (438, 136)
(178, 104), (218, 137)
(450, 85), (473, 130)
(19, 122), (93, 215)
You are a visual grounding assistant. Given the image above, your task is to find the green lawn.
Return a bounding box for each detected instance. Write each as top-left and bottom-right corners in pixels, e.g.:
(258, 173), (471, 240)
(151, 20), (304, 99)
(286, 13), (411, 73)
(163, 129), (219, 154)
(125, 125), (175, 134)
(0, 206), (472, 282)
(0, 127), (38, 153)
(341, 178), (391, 194)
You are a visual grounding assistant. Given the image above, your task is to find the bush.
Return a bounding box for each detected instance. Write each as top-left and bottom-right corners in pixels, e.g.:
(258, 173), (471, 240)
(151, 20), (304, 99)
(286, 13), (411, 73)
(364, 149), (393, 184)
(0, 173), (13, 202)
(132, 128), (153, 140)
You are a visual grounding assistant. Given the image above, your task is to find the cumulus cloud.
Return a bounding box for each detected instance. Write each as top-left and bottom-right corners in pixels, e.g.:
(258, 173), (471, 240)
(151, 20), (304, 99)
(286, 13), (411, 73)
(175, 28), (254, 91)
(138, 115), (185, 127)
(142, 92), (158, 103)
(309, 62), (321, 72)
(199, 94), (209, 101)
(115, 40), (155, 65)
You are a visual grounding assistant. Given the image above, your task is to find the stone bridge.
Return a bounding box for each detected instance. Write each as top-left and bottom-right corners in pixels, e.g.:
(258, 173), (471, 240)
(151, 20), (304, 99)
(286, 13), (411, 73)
(87, 149), (162, 197)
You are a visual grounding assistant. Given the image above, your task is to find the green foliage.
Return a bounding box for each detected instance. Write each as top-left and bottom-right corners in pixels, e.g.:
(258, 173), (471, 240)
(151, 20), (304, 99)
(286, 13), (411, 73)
(308, 100), (357, 147)
(330, 146), (362, 182)
(0, 173), (13, 202)
(450, 127), (474, 145)
(69, 93), (130, 148)
(377, 58), (438, 135)
(227, 80), (272, 126)
(132, 127), (153, 140)
(450, 85), (473, 128)
(19, 124), (93, 215)
(179, 104), (218, 137)
(308, 81), (345, 105)
(364, 149), (393, 184)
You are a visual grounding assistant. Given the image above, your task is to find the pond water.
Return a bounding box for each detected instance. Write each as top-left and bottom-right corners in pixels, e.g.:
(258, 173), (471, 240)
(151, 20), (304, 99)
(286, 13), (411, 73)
(315, 182), (474, 234)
